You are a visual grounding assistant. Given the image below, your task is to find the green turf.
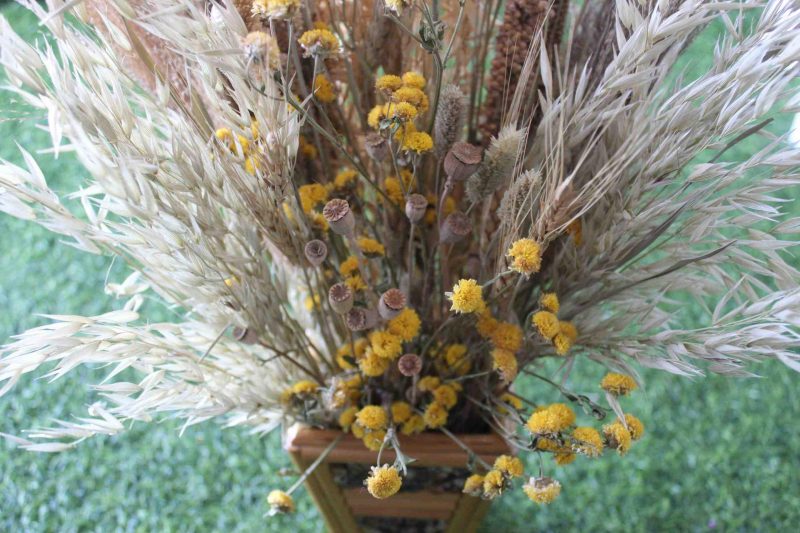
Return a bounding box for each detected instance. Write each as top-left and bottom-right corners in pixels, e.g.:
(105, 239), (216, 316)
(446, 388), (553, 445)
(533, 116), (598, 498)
(1, 4), (798, 532)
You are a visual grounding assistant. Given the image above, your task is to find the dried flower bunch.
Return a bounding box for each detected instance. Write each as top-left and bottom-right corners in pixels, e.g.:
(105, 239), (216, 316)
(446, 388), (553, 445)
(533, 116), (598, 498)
(1, 0), (800, 514)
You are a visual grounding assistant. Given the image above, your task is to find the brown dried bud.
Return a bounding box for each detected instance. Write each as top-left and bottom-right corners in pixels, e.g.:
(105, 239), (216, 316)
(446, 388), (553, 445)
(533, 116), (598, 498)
(345, 307), (378, 331)
(439, 211), (472, 244)
(304, 239), (328, 266)
(444, 142), (482, 182)
(379, 288), (406, 319)
(322, 198), (355, 235)
(364, 132), (389, 161)
(397, 353), (422, 376)
(405, 193), (428, 224)
(232, 326), (258, 345)
(328, 283), (353, 314)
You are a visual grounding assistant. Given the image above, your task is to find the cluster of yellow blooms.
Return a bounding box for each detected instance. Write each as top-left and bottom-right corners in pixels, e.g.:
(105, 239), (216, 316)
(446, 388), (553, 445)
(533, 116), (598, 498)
(532, 292), (578, 356)
(462, 454), (524, 500)
(369, 72), (434, 154)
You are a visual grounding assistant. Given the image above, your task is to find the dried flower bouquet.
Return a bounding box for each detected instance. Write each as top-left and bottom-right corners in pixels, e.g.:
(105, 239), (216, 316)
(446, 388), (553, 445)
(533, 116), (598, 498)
(1, 0), (800, 517)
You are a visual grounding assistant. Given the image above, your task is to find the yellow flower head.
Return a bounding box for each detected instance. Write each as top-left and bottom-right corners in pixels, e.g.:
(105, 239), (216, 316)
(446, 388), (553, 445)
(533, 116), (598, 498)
(334, 168), (358, 189)
(338, 406), (358, 431)
(400, 414), (425, 435)
(367, 104), (388, 129)
(356, 405), (388, 431)
(482, 469), (505, 499)
(600, 372), (638, 396)
(423, 401), (448, 429)
(523, 477), (561, 504)
(365, 465), (402, 499)
(532, 311), (560, 339)
(491, 348), (518, 382)
(540, 292), (560, 313)
(432, 384), (458, 409)
(297, 29), (340, 56)
(571, 427), (604, 457)
(499, 393), (523, 411)
(388, 101), (418, 122)
(345, 275), (367, 292)
(553, 333), (573, 356)
(387, 308), (421, 341)
(383, 176), (404, 205)
(463, 474), (485, 497)
(313, 73), (336, 103)
(402, 71), (426, 89)
(252, 0), (299, 19)
(559, 321), (578, 342)
(490, 322), (523, 352)
(448, 279), (485, 314)
(494, 455), (524, 478)
(267, 489), (295, 514)
(402, 131), (434, 154)
(443, 344), (468, 366)
(357, 236), (386, 257)
(526, 403), (576, 435)
(299, 135), (317, 159)
(623, 413), (645, 440)
(375, 74), (403, 93)
(359, 349), (390, 377)
(507, 238), (542, 275)
(369, 330), (403, 360)
(336, 339), (368, 369)
(391, 401), (412, 424)
(555, 452), (576, 466)
(362, 430), (386, 451)
(392, 86), (426, 108)
(339, 256), (360, 277)
(298, 183), (329, 214)
(603, 421), (632, 455)
(476, 311), (499, 339)
(244, 156), (260, 175)
(291, 380), (319, 396)
(418, 376), (441, 392)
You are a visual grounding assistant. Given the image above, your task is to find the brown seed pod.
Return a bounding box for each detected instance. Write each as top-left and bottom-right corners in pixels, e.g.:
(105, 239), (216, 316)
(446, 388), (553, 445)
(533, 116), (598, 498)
(397, 353), (422, 376)
(379, 288), (406, 319)
(439, 211), (472, 244)
(323, 198), (355, 235)
(405, 193), (428, 224)
(304, 239), (328, 266)
(328, 283), (354, 314)
(444, 142), (482, 182)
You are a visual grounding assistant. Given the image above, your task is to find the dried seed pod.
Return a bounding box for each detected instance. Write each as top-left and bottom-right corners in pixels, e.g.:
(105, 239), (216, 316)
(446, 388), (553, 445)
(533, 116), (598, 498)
(323, 198), (355, 235)
(345, 307), (378, 331)
(379, 288), (406, 319)
(232, 326), (258, 345)
(364, 132), (389, 161)
(444, 142), (482, 182)
(328, 283), (354, 314)
(439, 211), (472, 244)
(434, 84), (465, 158)
(405, 193), (428, 224)
(304, 239), (328, 266)
(398, 353), (422, 376)
(466, 128), (524, 204)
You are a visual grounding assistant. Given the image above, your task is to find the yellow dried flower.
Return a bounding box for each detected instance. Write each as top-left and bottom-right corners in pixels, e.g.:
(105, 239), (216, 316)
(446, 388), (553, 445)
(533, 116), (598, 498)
(267, 489), (295, 514)
(291, 380), (319, 396)
(391, 401), (412, 424)
(463, 474), (485, 497)
(476, 311), (499, 338)
(392, 86), (426, 108)
(356, 405), (388, 431)
(402, 71), (426, 89)
(555, 452), (576, 466)
(600, 372), (638, 396)
(367, 104), (388, 129)
(490, 322), (523, 352)
(334, 168), (358, 189)
(384, 176), (404, 204)
(351, 421), (365, 439)
(447, 279), (485, 314)
(244, 156), (260, 175)
(402, 131), (434, 154)
(335, 339), (367, 369)
(443, 344), (468, 367)
(388, 101), (418, 122)
(362, 430), (386, 451)
(365, 465), (402, 499)
(339, 256), (360, 277)
(482, 469), (505, 499)
(304, 293), (321, 311)
(523, 477), (561, 504)
(359, 349), (390, 377)
(418, 376), (441, 392)
(423, 401), (448, 428)
(375, 74), (403, 93)
(500, 393), (523, 411)
(571, 427), (604, 457)
(298, 183), (329, 214)
(313, 73), (336, 103)
(540, 292), (560, 313)
(553, 333), (572, 356)
(252, 0), (299, 19)
(493, 455), (524, 478)
(387, 308), (421, 341)
(532, 311), (560, 339)
(345, 275), (367, 292)
(400, 414), (425, 435)
(506, 238), (542, 275)
(526, 403), (575, 434)
(603, 421), (632, 455)
(491, 348), (518, 382)
(357, 236), (386, 257)
(338, 406), (358, 431)
(432, 384), (458, 409)
(297, 29), (340, 56)
(299, 135), (317, 159)
(623, 413), (645, 440)
(559, 321), (578, 342)
(369, 330), (403, 360)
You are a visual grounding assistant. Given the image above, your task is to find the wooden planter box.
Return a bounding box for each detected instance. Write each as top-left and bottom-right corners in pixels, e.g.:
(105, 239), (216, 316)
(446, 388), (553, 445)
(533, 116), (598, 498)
(284, 425), (512, 532)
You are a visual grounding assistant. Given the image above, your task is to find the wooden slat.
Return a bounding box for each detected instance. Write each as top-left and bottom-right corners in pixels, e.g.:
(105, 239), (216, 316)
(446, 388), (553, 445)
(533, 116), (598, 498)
(344, 488), (458, 520)
(446, 494), (493, 533)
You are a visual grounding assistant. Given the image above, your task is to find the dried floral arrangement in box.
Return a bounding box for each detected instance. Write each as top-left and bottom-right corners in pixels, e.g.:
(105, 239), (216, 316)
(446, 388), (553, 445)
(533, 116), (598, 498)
(1, 0), (800, 517)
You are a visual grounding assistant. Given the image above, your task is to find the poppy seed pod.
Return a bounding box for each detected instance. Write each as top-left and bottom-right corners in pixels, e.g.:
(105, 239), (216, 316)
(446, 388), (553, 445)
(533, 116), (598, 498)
(444, 142), (482, 182)
(328, 283), (354, 314)
(232, 326), (258, 345)
(364, 132), (389, 161)
(345, 307), (378, 331)
(304, 239), (328, 266)
(405, 193), (428, 224)
(398, 353), (422, 376)
(439, 211), (472, 244)
(322, 198), (355, 235)
(379, 288), (406, 319)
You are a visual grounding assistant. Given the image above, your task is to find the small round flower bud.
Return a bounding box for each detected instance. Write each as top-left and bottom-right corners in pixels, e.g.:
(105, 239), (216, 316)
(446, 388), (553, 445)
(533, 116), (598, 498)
(345, 307), (378, 331)
(405, 194), (428, 224)
(439, 211), (472, 244)
(397, 353), (422, 376)
(444, 142), (482, 182)
(379, 288), (406, 319)
(364, 132), (389, 161)
(328, 283), (354, 314)
(304, 239), (328, 266)
(323, 198), (355, 235)
(232, 326), (258, 345)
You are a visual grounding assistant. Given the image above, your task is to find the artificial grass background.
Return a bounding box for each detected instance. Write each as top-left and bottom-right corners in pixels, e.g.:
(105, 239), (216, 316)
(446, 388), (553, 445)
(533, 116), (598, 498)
(1, 4), (798, 531)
